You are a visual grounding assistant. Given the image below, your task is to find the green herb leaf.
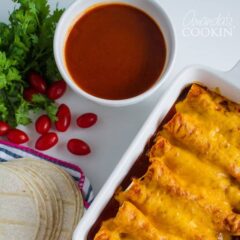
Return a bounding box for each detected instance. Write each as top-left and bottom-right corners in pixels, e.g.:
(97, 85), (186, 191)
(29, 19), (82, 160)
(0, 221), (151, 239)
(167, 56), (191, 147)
(15, 99), (31, 125)
(0, 0), (64, 126)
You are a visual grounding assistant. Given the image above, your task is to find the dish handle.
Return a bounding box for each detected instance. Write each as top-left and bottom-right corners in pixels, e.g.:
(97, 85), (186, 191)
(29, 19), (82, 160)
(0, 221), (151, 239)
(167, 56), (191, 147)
(221, 60), (240, 88)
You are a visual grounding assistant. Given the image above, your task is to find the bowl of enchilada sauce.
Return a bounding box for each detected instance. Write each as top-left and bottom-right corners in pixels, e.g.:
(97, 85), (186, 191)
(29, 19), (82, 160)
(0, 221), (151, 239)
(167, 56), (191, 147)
(63, 4), (169, 105)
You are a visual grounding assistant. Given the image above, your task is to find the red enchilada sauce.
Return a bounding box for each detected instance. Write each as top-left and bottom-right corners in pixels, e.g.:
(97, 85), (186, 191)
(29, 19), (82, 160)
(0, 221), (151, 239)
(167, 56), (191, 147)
(65, 4), (166, 100)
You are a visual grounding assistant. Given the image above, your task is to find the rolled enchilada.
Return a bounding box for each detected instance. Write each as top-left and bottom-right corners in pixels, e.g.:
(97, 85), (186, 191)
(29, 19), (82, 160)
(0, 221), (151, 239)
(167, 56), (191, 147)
(94, 84), (240, 240)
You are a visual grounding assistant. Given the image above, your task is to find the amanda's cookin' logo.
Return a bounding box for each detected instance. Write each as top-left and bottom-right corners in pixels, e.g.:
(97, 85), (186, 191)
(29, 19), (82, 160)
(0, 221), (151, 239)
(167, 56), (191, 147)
(182, 10), (235, 38)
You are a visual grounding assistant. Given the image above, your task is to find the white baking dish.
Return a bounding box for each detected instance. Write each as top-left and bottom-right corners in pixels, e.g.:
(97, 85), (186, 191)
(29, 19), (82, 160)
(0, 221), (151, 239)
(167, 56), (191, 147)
(73, 61), (240, 240)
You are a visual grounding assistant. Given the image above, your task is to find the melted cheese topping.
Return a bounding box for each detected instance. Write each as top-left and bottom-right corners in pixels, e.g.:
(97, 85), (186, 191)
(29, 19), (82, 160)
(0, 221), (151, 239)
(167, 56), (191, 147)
(94, 201), (182, 240)
(94, 85), (240, 240)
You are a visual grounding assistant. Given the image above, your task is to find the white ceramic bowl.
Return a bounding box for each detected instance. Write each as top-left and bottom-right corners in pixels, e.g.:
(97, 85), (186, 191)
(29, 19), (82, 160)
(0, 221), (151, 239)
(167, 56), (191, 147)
(54, 0), (175, 106)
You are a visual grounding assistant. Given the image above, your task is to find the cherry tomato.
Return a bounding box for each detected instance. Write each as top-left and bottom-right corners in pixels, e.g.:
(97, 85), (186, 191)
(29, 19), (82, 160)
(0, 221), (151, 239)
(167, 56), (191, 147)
(67, 139), (91, 156)
(0, 121), (10, 136)
(35, 132), (58, 151)
(77, 113), (98, 128)
(55, 104), (71, 132)
(47, 80), (67, 100)
(23, 87), (39, 102)
(7, 129), (29, 144)
(28, 71), (47, 94)
(35, 115), (51, 134)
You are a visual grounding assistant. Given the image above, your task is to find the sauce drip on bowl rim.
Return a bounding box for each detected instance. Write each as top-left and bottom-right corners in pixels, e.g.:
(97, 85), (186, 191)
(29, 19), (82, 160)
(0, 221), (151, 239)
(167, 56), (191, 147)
(64, 4), (167, 100)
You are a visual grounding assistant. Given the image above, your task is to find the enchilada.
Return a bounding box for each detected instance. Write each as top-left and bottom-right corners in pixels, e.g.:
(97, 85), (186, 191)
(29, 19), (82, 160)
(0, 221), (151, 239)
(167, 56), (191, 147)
(94, 84), (240, 240)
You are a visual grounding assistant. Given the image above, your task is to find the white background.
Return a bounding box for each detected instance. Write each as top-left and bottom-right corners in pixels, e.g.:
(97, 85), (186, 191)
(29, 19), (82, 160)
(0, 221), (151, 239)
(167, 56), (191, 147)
(1, 0), (240, 194)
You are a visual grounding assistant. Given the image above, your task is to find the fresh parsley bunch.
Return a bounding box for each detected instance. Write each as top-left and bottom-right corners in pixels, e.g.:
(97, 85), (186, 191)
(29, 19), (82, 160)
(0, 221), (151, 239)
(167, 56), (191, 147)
(0, 0), (64, 127)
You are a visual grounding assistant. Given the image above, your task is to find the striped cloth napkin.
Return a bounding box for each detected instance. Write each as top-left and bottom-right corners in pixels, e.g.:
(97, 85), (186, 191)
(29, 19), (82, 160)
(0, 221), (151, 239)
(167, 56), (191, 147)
(0, 139), (94, 209)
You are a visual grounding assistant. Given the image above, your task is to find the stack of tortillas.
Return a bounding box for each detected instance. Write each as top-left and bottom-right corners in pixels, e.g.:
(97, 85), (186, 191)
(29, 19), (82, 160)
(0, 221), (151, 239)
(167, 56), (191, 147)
(0, 158), (84, 240)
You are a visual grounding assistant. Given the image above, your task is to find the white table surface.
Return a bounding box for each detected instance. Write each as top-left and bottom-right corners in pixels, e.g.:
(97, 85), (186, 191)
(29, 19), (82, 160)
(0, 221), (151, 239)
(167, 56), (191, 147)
(1, 0), (240, 194)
